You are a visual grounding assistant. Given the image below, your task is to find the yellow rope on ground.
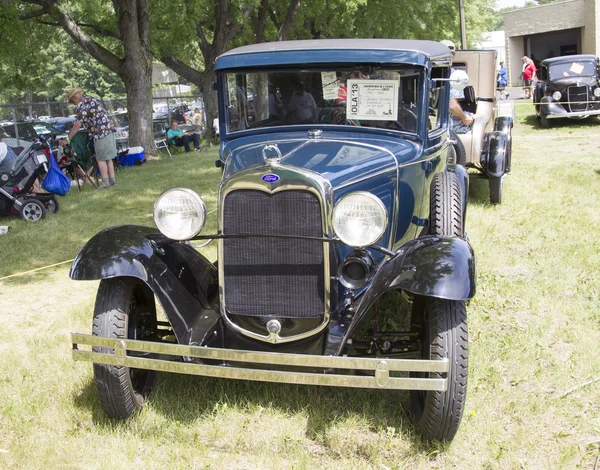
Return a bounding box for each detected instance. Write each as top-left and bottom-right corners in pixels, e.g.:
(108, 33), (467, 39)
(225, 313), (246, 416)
(0, 209), (219, 281)
(0, 259), (75, 281)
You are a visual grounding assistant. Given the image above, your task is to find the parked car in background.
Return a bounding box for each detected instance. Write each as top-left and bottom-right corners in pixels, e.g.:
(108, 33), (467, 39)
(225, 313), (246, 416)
(51, 117), (77, 133)
(1, 122), (40, 141)
(110, 112), (129, 152)
(70, 39), (476, 442)
(533, 54), (600, 128)
(452, 49), (514, 204)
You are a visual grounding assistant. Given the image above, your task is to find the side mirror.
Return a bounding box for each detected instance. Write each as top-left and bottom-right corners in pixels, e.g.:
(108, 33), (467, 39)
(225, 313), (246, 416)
(211, 82), (218, 91)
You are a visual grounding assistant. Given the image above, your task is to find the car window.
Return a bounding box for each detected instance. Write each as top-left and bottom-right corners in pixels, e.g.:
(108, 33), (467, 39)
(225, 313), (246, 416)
(548, 60), (597, 79)
(428, 67), (448, 133)
(2, 123), (37, 140)
(224, 65), (423, 134)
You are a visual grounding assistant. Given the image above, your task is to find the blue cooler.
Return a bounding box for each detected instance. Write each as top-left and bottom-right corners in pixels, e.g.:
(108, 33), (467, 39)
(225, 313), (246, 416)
(119, 146), (146, 166)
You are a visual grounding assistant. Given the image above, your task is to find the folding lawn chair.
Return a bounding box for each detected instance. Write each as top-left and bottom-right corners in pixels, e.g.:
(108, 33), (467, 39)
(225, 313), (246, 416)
(154, 136), (172, 158)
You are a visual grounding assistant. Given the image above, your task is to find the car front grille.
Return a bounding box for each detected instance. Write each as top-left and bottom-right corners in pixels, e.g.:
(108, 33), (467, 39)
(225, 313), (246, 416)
(567, 86), (589, 112)
(222, 189), (325, 319)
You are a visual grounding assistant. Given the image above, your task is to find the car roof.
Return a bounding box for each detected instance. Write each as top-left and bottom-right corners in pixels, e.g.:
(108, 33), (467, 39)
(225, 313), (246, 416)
(216, 39), (451, 70)
(541, 54), (598, 65)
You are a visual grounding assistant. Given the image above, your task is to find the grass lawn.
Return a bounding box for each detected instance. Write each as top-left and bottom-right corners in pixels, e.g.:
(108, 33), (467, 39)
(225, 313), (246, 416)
(1, 103), (599, 469)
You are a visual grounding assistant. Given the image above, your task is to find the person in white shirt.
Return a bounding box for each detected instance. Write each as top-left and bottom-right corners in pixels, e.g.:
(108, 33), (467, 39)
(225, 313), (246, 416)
(212, 113), (220, 143)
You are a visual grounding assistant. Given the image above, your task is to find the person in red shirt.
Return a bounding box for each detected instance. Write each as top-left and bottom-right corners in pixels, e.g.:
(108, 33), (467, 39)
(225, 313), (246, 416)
(522, 57), (537, 99)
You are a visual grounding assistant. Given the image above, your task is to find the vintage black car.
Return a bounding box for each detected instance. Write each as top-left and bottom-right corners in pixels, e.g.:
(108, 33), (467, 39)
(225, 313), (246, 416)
(70, 39), (476, 442)
(534, 54), (600, 128)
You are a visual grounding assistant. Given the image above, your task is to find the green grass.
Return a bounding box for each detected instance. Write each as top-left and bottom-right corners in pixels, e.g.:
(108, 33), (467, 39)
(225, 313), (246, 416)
(1, 103), (600, 468)
(0, 150), (222, 279)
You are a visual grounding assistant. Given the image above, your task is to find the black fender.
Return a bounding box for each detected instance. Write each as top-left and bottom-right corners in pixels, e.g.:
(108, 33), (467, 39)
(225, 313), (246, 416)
(494, 117), (513, 173)
(494, 116), (513, 135)
(70, 225), (220, 346)
(540, 96), (566, 117)
(326, 236), (476, 355)
(481, 131), (508, 178)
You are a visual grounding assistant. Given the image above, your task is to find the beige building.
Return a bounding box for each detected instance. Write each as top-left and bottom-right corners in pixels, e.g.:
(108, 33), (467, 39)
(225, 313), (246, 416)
(504, 0), (600, 85)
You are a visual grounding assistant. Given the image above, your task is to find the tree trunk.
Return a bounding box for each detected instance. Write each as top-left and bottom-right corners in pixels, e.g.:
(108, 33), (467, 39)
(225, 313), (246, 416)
(118, 0), (155, 154)
(122, 67), (153, 152)
(199, 67), (218, 125)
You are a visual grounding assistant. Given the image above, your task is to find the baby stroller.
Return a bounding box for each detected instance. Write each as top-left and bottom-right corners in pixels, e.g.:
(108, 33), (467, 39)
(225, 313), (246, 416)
(0, 141), (59, 222)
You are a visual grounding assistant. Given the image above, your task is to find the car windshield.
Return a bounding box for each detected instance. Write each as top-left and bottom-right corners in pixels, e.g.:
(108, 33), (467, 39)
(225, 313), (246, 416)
(224, 65), (422, 134)
(549, 59), (597, 79)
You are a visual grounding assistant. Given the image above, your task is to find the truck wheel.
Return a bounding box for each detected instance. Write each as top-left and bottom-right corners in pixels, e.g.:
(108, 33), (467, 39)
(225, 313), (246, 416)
(92, 277), (157, 419)
(430, 172), (463, 237)
(448, 131), (466, 167)
(540, 111), (552, 129)
(410, 296), (468, 441)
(489, 176), (502, 205)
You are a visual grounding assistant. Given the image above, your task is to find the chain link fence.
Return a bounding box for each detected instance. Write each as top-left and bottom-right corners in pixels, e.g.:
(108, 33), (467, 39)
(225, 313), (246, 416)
(0, 95), (206, 141)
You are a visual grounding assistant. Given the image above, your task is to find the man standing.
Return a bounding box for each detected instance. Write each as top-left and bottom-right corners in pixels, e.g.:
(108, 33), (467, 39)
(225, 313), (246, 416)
(66, 88), (117, 189)
(522, 57), (536, 99)
(497, 61), (508, 100)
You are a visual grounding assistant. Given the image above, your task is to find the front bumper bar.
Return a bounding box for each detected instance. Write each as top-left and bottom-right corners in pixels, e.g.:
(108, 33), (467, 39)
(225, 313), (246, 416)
(546, 109), (600, 119)
(72, 333), (449, 391)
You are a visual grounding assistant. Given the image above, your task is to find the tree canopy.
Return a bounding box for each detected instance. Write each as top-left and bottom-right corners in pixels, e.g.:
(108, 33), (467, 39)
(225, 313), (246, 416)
(1, 0), (501, 133)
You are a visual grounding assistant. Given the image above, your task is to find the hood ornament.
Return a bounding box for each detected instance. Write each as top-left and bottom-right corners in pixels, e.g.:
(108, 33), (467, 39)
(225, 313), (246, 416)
(262, 144), (282, 165)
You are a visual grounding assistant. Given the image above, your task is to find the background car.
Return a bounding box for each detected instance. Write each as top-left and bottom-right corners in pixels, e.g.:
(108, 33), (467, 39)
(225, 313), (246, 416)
(1, 122), (40, 141)
(533, 54), (600, 128)
(109, 112), (130, 152)
(453, 49), (514, 204)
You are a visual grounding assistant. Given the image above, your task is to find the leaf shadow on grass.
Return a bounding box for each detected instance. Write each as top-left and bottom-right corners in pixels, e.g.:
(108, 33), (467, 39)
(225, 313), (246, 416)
(467, 178), (491, 207)
(72, 373), (442, 454)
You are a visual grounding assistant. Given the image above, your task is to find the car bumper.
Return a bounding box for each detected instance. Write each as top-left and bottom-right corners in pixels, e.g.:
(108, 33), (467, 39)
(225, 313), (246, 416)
(541, 98), (600, 118)
(71, 332), (449, 391)
(546, 109), (600, 119)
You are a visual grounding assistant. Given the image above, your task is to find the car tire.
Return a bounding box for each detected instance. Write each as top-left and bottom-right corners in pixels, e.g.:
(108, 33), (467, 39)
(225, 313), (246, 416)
(92, 277), (157, 419)
(17, 198), (46, 222)
(489, 176), (502, 205)
(540, 111), (552, 129)
(448, 131), (467, 167)
(44, 197), (59, 214)
(534, 100), (541, 119)
(409, 296), (468, 442)
(429, 172), (463, 237)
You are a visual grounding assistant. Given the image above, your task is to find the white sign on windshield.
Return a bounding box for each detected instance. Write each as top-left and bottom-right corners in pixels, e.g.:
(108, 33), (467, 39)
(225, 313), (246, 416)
(346, 79), (399, 121)
(569, 63), (584, 75)
(321, 72), (339, 100)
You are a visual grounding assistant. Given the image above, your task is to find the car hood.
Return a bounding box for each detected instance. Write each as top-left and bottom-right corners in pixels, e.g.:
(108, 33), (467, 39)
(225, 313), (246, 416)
(222, 131), (420, 189)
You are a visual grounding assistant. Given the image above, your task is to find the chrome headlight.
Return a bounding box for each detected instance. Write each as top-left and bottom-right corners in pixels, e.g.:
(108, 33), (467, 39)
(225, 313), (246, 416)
(153, 188), (206, 240)
(552, 91), (562, 101)
(332, 192), (387, 248)
(594, 87), (600, 98)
